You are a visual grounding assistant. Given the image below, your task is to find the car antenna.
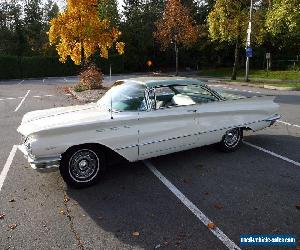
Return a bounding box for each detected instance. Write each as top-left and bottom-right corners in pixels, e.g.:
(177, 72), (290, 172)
(110, 94), (113, 119)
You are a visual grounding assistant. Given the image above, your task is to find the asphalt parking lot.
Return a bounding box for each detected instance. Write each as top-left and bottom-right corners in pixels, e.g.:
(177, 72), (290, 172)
(0, 75), (299, 250)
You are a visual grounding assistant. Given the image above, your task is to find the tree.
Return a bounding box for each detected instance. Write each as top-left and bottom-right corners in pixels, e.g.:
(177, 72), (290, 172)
(154, 0), (199, 75)
(44, 0), (60, 23)
(266, 0), (300, 46)
(121, 0), (164, 71)
(48, 0), (125, 66)
(98, 0), (120, 27)
(208, 0), (265, 80)
(24, 0), (44, 54)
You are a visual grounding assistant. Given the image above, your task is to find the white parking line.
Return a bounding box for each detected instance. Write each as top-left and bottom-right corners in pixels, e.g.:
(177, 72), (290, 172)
(14, 90), (30, 112)
(18, 80), (24, 85)
(144, 160), (241, 250)
(0, 145), (18, 192)
(244, 141), (300, 167)
(277, 120), (300, 129)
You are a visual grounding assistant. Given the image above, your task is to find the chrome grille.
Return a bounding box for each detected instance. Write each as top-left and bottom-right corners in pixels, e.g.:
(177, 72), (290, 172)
(21, 136), (28, 144)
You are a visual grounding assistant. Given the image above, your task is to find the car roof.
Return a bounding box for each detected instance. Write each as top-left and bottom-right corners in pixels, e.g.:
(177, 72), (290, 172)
(122, 77), (204, 88)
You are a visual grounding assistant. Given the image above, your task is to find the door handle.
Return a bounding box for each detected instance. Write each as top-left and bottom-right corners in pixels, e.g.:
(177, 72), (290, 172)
(187, 110), (197, 113)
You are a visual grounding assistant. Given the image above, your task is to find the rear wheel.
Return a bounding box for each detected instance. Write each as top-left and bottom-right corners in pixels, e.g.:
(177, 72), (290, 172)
(218, 128), (243, 152)
(60, 145), (105, 188)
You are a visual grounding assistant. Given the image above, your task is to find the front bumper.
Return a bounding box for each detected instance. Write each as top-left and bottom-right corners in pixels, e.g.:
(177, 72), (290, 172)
(18, 144), (61, 169)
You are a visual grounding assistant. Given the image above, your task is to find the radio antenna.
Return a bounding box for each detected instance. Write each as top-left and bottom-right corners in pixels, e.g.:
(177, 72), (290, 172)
(110, 94), (113, 119)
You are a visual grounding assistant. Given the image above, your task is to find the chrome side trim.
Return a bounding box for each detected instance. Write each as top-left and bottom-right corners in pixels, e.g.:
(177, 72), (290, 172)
(114, 117), (276, 151)
(263, 114), (281, 122)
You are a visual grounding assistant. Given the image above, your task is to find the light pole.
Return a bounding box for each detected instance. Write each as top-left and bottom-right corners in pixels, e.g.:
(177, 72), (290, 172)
(245, 0), (253, 82)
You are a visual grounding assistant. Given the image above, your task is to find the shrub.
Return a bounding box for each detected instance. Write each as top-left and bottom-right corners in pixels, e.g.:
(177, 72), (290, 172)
(78, 63), (104, 90)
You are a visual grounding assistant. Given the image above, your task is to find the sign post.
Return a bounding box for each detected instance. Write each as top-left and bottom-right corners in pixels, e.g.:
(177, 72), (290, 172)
(245, 0), (253, 82)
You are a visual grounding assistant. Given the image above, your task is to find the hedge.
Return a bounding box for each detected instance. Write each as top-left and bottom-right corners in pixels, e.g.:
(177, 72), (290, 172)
(0, 54), (125, 80)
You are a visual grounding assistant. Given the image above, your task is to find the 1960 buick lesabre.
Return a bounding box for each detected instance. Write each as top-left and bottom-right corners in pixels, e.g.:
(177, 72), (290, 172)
(18, 77), (280, 188)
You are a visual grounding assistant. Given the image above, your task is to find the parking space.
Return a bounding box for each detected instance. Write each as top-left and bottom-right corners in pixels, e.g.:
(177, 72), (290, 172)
(0, 76), (299, 249)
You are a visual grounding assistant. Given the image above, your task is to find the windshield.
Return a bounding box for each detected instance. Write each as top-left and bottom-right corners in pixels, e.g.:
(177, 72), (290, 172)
(98, 81), (146, 111)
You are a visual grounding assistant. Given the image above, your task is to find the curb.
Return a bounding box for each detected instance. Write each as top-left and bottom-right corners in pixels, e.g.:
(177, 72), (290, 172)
(208, 80), (299, 91)
(262, 85), (299, 91)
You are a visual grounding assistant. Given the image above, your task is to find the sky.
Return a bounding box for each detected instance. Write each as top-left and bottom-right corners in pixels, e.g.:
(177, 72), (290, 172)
(53, 0), (125, 12)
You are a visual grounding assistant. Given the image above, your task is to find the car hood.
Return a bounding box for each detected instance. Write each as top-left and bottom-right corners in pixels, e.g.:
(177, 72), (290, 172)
(18, 103), (110, 136)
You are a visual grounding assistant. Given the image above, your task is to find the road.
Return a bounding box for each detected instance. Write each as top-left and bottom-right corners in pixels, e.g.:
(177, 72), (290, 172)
(0, 75), (299, 250)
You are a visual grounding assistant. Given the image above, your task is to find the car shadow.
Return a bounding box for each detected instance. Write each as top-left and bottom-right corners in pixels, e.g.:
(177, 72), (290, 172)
(65, 146), (230, 249)
(64, 134), (299, 249)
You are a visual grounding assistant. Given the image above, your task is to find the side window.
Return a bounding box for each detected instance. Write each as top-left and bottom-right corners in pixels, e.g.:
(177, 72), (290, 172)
(173, 85), (219, 104)
(154, 86), (176, 109)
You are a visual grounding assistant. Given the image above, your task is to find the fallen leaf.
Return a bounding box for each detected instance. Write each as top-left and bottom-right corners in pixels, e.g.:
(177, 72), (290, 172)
(0, 213), (5, 219)
(8, 199), (15, 203)
(296, 204), (300, 210)
(132, 231), (140, 236)
(207, 223), (216, 229)
(8, 224), (17, 230)
(64, 197), (70, 203)
(213, 203), (223, 209)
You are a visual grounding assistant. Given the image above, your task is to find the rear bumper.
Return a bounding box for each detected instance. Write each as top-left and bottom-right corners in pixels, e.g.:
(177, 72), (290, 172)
(18, 144), (61, 169)
(263, 114), (281, 126)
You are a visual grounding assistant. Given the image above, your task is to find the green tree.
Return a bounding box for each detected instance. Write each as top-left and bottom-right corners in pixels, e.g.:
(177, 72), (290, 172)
(266, 0), (300, 49)
(121, 0), (164, 71)
(44, 0), (60, 23)
(208, 0), (265, 80)
(24, 0), (44, 54)
(98, 0), (120, 27)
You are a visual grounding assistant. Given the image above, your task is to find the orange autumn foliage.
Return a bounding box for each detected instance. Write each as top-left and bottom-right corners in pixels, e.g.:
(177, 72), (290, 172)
(48, 0), (124, 65)
(154, 0), (199, 50)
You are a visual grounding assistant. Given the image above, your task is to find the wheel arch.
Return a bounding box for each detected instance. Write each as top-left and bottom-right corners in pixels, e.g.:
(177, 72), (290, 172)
(62, 143), (128, 165)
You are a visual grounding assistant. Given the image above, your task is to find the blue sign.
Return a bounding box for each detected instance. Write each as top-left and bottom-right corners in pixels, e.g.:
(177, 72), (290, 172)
(246, 47), (253, 58)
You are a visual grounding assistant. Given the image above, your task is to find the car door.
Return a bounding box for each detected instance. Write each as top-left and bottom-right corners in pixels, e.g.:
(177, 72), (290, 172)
(166, 84), (226, 148)
(187, 85), (227, 147)
(138, 86), (199, 160)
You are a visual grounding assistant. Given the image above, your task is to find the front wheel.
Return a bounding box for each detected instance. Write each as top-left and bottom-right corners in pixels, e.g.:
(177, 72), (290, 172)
(218, 128), (243, 152)
(60, 145), (106, 188)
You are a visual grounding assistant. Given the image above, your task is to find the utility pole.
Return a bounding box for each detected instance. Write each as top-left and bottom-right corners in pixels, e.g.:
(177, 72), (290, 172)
(245, 0), (253, 82)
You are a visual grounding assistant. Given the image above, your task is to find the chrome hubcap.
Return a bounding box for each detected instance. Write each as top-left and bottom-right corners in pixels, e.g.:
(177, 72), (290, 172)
(224, 128), (240, 147)
(69, 149), (99, 182)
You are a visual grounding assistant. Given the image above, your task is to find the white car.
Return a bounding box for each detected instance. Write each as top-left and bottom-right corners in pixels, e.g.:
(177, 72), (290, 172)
(18, 77), (280, 188)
